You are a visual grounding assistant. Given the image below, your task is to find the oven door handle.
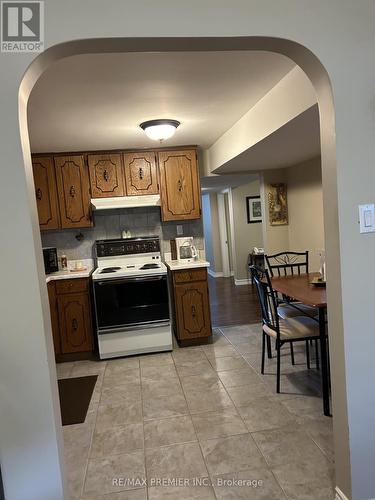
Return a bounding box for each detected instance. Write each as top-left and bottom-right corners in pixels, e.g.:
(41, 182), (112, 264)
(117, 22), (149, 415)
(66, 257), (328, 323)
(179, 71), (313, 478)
(96, 276), (165, 285)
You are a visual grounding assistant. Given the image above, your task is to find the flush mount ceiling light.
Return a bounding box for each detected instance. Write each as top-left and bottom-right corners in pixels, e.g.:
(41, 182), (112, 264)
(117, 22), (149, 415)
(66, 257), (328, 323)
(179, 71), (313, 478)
(140, 119), (180, 142)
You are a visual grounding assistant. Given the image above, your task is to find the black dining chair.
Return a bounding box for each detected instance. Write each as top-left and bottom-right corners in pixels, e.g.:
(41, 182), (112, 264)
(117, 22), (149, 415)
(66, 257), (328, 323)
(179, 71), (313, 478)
(250, 265), (320, 393)
(265, 250), (319, 368)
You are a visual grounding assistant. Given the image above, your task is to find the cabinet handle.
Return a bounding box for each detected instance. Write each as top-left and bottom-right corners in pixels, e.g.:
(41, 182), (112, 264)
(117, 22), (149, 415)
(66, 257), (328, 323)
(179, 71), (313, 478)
(36, 188), (42, 200)
(103, 169), (109, 182)
(72, 318), (78, 331)
(191, 305), (196, 318)
(69, 185), (76, 198)
(177, 179), (183, 192)
(139, 167), (144, 180)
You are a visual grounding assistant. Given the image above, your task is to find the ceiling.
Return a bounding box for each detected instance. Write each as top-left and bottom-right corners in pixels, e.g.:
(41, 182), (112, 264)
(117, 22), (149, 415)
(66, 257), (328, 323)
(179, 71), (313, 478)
(200, 173), (259, 192)
(215, 104), (321, 173)
(27, 51), (295, 153)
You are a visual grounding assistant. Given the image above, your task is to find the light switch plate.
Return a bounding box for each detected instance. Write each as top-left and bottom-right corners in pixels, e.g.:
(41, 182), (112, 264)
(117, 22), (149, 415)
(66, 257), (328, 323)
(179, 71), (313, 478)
(176, 225), (183, 236)
(359, 204), (375, 233)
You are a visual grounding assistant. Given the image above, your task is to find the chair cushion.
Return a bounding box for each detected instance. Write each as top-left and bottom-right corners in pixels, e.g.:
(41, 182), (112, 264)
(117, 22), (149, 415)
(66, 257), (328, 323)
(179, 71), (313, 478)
(263, 316), (319, 340)
(278, 302), (318, 319)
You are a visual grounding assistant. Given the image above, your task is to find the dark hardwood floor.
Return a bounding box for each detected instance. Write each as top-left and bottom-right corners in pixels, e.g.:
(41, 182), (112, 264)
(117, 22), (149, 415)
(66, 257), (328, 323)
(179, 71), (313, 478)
(208, 276), (261, 328)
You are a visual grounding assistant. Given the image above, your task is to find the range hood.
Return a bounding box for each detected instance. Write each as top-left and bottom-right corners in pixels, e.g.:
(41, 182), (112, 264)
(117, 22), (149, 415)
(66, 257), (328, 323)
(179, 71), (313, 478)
(91, 194), (161, 211)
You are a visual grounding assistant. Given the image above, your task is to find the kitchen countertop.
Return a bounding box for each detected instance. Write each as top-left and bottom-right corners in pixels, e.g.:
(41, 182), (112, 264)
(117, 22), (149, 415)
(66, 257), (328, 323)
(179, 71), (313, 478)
(165, 259), (210, 271)
(45, 259), (94, 283)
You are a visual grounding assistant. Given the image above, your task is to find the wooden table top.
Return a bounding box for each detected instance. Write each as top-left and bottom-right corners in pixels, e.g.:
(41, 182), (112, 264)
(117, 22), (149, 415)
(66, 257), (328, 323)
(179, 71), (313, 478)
(271, 273), (327, 308)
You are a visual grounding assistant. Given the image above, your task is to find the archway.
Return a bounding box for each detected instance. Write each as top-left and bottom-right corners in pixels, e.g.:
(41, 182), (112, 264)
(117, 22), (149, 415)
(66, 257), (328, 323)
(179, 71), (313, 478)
(17, 37), (346, 498)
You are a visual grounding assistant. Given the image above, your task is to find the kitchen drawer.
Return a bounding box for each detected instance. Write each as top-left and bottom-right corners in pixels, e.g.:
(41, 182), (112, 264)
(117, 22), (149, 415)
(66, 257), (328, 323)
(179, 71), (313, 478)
(55, 278), (89, 295)
(173, 268), (207, 283)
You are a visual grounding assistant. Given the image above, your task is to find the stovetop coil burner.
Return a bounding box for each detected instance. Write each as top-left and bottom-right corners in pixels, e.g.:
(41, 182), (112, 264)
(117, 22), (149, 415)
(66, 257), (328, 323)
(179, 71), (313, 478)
(140, 263), (160, 270)
(100, 266), (121, 274)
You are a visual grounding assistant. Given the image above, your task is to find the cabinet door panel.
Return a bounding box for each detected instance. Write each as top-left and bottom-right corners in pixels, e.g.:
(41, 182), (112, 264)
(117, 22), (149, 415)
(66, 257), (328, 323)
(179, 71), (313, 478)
(158, 150), (201, 221)
(32, 156), (60, 230)
(123, 152), (159, 195)
(175, 281), (211, 340)
(47, 281), (61, 354)
(58, 293), (93, 353)
(88, 153), (124, 198)
(55, 155), (92, 228)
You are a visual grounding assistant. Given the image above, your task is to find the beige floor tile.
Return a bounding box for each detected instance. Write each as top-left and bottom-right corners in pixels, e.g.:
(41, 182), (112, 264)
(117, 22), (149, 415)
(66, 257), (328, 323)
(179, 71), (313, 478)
(298, 414), (335, 462)
(175, 359), (217, 378)
(281, 394), (324, 418)
(200, 434), (266, 476)
(95, 401), (142, 430)
(84, 451), (146, 495)
(212, 467), (287, 499)
(90, 423), (144, 458)
(71, 360), (107, 377)
(144, 415), (197, 448)
(100, 383), (141, 406)
(180, 372), (220, 392)
(184, 385), (234, 414)
(145, 442), (208, 481)
(142, 393), (189, 420)
(202, 345), (238, 358)
(81, 489), (147, 500)
(251, 426), (328, 468)
(225, 384), (271, 407)
(237, 397), (296, 432)
(148, 484), (215, 499)
(65, 455), (87, 499)
(140, 364), (178, 381)
(102, 369), (141, 388)
(192, 408), (247, 441)
(172, 349), (206, 364)
(106, 357), (140, 374)
(56, 362), (75, 379)
(218, 368), (262, 388)
(271, 457), (335, 499)
(141, 378), (183, 399)
(209, 356), (249, 372)
(139, 352), (174, 367)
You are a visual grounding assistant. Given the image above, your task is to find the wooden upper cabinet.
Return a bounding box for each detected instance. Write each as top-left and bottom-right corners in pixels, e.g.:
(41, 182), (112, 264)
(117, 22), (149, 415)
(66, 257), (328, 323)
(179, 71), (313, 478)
(54, 155), (92, 229)
(88, 153), (125, 198)
(123, 152), (159, 195)
(57, 292), (93, 353)
(32, 156), (60, 230)
(158, 149), (201, 221)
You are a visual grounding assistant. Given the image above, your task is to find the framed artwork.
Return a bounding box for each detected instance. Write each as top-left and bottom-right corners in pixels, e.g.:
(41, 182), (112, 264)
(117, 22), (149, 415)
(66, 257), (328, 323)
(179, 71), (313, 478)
(246, 196), (262, 223)
(268, 183), (288, 225)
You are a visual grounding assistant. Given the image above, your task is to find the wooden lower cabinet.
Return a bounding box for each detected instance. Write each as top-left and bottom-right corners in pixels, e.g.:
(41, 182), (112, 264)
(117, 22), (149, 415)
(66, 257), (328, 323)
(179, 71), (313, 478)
(47, 278), (94, 358)
(170, 268), (212, 345)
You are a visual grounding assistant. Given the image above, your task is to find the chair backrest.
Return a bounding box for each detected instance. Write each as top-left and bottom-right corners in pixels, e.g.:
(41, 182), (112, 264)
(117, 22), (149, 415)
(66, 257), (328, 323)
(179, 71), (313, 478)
(265, 251), (309, 277)
(250, 266), (279, 334)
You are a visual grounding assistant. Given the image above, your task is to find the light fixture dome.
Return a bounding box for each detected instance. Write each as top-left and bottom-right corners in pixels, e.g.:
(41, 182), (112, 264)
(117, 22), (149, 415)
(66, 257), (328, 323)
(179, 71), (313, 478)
(140, 119), (180, 142)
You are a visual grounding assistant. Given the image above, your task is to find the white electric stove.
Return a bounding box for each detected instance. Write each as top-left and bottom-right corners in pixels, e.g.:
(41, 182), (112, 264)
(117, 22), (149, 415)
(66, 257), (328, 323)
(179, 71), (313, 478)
(92, 236), (172, 359)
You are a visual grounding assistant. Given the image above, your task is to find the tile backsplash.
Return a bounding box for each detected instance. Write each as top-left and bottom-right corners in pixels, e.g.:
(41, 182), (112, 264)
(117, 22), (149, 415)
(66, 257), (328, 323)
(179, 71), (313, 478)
(41, 207), (204, 262)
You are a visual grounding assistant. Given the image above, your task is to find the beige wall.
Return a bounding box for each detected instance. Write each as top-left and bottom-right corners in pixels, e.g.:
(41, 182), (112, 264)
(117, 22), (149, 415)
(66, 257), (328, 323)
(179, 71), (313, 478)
(260, 158), (324, 271)
(232, 179), (264, 281)
(287, 157), (324, 270)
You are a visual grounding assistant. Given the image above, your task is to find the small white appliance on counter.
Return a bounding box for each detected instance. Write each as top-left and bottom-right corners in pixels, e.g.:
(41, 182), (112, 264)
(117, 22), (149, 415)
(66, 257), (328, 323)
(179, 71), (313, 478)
(92, 236), (172, 359)
(175, 236), (198, 263)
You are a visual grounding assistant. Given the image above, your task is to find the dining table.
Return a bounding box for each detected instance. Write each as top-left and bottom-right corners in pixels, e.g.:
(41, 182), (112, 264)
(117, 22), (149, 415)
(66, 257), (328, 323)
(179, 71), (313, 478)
(271, 272), (330, 416)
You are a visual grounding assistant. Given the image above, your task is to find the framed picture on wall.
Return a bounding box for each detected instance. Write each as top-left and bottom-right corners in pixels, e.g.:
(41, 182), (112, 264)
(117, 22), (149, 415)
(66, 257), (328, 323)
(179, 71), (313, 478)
(246, 196), (262, 223)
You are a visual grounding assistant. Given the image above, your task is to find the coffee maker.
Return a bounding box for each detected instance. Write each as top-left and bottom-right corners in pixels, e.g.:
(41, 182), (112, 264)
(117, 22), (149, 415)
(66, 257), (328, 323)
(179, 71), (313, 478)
(172, 237), (198, 263)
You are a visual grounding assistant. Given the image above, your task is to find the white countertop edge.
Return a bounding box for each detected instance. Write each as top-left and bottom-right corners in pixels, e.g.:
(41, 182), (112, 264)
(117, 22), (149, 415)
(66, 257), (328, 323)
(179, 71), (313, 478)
(46, 268), (93, 283)
(164, 259), (210, 271)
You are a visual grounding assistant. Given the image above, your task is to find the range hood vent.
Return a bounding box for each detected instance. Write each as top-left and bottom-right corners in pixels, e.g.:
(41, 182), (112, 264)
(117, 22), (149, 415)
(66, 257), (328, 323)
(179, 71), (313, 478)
(91, 194), (161, 211)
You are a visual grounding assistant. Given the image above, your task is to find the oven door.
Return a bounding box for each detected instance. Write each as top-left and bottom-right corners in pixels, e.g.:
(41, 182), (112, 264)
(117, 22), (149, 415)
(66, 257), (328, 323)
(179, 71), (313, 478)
(93, 274), (169, 333)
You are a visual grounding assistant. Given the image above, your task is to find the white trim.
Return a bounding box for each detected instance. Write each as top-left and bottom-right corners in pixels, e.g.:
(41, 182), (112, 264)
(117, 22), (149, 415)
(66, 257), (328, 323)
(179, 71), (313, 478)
(234, 278), (252, 286)
(217, 193), (231, 277)
(208, 269), (224, 278)
(335, 486), (350, 500)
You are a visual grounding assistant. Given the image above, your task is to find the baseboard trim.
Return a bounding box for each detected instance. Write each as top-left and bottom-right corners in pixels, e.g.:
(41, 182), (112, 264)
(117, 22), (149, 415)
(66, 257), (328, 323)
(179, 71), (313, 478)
(335, 486), (350, 500)
(208, 269), (224, 278)
(234, 278), (252, 286)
